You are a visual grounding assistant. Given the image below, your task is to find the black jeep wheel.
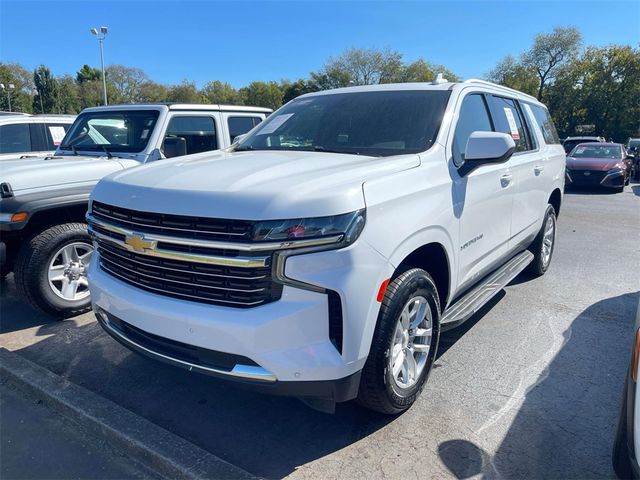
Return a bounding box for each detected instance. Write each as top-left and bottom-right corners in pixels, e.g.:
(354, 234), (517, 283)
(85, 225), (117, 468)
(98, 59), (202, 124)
(14, 223), (93, 318)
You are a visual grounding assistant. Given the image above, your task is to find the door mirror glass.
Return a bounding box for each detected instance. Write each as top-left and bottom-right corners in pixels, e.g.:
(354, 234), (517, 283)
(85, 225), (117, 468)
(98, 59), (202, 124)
(163, 136), (187, 158)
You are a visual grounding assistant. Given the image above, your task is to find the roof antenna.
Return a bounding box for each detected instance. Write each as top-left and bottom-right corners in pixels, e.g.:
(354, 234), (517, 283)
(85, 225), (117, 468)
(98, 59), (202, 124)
(431, 73), (448, 85)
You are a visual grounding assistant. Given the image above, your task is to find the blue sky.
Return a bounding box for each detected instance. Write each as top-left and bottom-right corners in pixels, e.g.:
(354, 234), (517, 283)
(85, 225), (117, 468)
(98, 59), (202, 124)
(1, 0), (638, 87)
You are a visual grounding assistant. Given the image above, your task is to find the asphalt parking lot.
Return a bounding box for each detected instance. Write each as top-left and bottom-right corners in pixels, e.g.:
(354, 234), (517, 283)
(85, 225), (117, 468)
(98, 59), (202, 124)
(1, 183), (639, 479)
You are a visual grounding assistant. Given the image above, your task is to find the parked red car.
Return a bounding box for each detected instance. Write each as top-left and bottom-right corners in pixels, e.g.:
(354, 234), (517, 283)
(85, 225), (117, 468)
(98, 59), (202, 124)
(565, 143), (633, 192)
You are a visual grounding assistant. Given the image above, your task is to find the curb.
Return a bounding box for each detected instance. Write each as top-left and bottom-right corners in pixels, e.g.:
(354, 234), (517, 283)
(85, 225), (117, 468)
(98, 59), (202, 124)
(0, 348), (256, 480)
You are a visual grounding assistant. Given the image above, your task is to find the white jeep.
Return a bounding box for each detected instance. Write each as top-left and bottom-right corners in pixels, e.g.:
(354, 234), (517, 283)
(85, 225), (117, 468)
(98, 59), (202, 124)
(87, 79), (565, 413)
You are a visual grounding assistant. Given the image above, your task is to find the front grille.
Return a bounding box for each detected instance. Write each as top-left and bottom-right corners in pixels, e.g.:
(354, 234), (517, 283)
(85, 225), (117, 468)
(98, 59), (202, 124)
(90, 202), (283, 308)
(92, 201), (254, 242)
(568, 170), (606, 185)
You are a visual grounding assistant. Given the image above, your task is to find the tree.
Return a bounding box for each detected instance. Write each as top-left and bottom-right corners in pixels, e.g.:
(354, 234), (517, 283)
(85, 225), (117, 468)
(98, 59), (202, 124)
(523, 26), (582, 100)
(240, 81), (283, 110)
(201, 80), (243, 105)
(391, 59), (459, 83)
(33, 65), (59, 114)
(106, 65), (149, 103)
(138, 81), (169, 102)
(487, 55), (539, 97)
(281, 79), (318, 103)
(76, 64), (101, 84)
(57, 75), (81, 114)
(167, 80), (203, 103)
(0, 62), (34, 113)
(314, 48), (404, 86)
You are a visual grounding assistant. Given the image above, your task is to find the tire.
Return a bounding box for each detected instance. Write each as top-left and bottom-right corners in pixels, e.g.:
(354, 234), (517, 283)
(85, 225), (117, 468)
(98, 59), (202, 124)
(613, 375), (634, 479)
(357, 268), (441, 414)
(14, 223), (93, 318)
(527, 204), (557, 277)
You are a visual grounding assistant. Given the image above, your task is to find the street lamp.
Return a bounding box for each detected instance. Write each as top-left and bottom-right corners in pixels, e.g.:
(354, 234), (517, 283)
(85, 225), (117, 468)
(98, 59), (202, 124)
(90, 26), (108, 106)
(0, 83), (15, 112)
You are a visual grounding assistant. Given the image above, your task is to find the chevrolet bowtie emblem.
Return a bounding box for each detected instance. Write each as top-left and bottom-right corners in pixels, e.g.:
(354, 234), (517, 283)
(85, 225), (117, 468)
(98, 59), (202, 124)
(124, 233), (156, 252)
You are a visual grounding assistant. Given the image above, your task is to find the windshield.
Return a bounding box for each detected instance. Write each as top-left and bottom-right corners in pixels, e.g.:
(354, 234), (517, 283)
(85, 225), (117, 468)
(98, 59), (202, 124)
(236, 90), (450, 157)
(60, 110), (160, 153)
(569, 145), (622, 159)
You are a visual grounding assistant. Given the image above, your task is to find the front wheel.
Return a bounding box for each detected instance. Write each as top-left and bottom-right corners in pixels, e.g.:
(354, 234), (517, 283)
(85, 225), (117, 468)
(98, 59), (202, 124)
(14, 223), (93, 318)
(527, 204), (557, 276)
(357, 268), (441, 414)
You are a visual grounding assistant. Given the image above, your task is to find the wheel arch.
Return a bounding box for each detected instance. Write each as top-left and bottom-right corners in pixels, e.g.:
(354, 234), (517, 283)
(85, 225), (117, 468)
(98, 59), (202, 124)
(393, 242), (452, 310)
(548, 188), (562, 217)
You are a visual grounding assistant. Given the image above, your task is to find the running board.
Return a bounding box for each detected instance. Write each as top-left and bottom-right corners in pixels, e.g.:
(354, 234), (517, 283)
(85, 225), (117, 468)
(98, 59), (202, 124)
(441, 250), (534, 331)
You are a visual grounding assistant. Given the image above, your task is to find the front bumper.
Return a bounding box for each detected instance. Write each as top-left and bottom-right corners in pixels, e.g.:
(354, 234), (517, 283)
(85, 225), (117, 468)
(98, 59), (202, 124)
(88, 240), (392, 399)
(566, 169), (625, 188)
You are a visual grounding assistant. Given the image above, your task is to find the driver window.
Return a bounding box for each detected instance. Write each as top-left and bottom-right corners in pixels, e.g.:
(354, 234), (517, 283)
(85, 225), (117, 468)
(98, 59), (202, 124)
(164, 116), (217, 156)
(452, 94), (494, 167)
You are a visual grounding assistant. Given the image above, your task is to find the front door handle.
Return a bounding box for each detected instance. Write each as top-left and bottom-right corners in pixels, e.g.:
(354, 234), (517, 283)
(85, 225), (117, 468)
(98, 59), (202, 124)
(534, 165), (544, 175)
(500, 174), (513, 188)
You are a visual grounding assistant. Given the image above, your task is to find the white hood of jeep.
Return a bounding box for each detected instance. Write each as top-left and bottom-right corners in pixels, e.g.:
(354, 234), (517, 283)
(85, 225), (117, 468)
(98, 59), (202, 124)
(0, 156), (139, 193)
(92, 150), (420, 219)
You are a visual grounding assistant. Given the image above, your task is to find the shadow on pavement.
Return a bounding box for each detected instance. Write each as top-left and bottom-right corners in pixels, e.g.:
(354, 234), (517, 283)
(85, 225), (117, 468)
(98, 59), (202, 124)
(0, 275), (59, 334)
(3, 283), (506, 479)
(437, 291), (638, 479)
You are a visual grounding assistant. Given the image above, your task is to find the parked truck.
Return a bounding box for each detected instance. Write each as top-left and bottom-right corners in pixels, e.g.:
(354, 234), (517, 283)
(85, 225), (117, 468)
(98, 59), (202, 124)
(87, 79), (565, 413)
(0, 103), (271, 316)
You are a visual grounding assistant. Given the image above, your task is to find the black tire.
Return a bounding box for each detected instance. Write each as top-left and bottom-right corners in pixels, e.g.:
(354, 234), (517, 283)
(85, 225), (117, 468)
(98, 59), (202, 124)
(14, 223), (93, 318)
(357, 268), (441, 414)
(527, 204), (557, 277)
(613, 375), (634, 479)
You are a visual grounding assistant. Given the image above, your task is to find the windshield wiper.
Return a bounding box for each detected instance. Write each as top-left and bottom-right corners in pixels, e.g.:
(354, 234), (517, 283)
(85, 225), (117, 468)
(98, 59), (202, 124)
(234, 145), (255, 152)
(312, 146), (377, 156)
(99, 145), (113, 159)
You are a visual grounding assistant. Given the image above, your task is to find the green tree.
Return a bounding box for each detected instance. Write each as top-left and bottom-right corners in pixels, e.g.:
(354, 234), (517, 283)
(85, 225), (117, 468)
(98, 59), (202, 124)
(167, 80), (203, 103)
(0, 62), (34, 113)
(76, 64), (101, 84)
(201, 80), (243, 105)
(33, 65), (59, 114)
(138, 81), (169, 102)
(314, 47), (404, 86)
(240, 81), (283, 110)
(57, 74), (81, 114)
(487, 55), (539, 97)
(281, 79), (318, 103)
(392, 59), (459, 83)
(106, 64), (149, 103)
(524, 26), (582, 100)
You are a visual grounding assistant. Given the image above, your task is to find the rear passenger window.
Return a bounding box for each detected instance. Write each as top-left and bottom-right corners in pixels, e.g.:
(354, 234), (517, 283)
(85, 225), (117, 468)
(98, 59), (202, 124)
(228, 116), (262, 143)
(45, 123), (71, 149)
(528, 104), (561, 145)
(452, 94), (494, 166)
(489, 96), (534, 153)
(165, 116), (217, 155)
(0, 124), (31, 154)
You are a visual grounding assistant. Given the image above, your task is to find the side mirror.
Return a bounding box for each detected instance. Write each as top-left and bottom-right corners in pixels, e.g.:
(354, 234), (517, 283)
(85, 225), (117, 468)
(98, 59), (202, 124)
(163, 136), (187, 159)
(460, 132), (516, 175)
(626, 154), (635, 160)
(232, 133), (247, 146)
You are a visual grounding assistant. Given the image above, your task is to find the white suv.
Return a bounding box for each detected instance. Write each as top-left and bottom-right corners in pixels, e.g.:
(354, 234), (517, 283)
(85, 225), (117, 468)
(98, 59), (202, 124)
(0, 113), (75, 160)
(87, 79), (565, 413)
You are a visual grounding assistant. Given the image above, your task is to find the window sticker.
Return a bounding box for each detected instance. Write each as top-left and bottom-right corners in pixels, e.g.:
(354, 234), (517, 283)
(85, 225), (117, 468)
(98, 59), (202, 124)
(503, 108), (520, 140)
(575, 148), (585, 154)
(140, 129), (149, 140)
(48, 126), (66, 146)
(256, 113), (294, 135)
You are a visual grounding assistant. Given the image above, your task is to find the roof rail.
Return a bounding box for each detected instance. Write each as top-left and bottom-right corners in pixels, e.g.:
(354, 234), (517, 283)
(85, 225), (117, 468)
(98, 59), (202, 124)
(461, 78), (539, 102)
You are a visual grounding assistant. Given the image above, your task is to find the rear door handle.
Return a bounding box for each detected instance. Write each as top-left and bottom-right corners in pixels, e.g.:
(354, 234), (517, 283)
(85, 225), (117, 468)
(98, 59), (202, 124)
(534, 165), (544, 175)
(500, 174), (513, 188)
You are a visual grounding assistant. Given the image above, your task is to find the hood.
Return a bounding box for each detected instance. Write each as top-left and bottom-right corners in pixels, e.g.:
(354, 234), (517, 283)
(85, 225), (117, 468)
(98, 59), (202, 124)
(92, 149), (421, 219)
(0, 156), (139, 194)
(566, 156), (623, 171)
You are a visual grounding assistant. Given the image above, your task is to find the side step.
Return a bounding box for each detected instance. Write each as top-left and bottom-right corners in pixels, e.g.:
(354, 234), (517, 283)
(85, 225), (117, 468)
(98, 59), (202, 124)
(441, 250), (534, 331)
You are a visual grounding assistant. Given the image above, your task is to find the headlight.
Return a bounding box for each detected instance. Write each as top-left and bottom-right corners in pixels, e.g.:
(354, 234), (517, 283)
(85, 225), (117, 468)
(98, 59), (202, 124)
(607, 166), (623, 175)
(252, 210), (366, 247)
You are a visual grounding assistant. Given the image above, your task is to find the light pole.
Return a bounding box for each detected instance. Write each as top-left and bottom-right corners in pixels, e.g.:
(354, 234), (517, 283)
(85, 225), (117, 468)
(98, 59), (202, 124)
(90, 26), (108, 105)
(0, 83), (15, 112)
